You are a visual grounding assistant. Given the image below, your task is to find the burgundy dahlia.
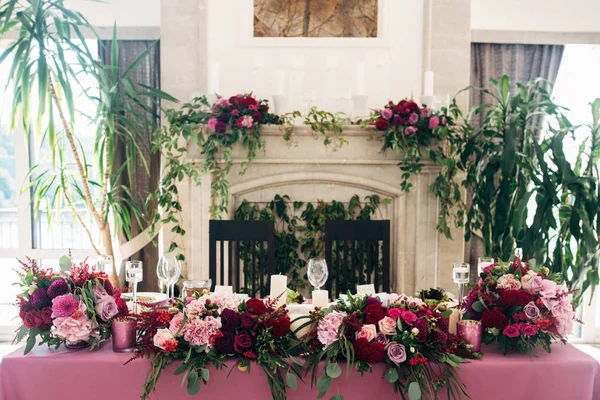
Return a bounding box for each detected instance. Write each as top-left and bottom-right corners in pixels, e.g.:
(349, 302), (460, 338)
(221, 309), (240, 332)
(30, 287), (51, 309)
(215, 331), (235, 354)
(214, 121), (227, 133)
(47, 279), (70, 299)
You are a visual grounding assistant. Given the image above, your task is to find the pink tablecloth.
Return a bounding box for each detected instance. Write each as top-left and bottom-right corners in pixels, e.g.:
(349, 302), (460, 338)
(1, 342), (599, 400)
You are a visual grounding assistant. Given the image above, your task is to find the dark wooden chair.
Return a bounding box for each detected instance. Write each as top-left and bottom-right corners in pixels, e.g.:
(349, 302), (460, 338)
(209, 220), (275, 297)
(324, 220), (391, 298)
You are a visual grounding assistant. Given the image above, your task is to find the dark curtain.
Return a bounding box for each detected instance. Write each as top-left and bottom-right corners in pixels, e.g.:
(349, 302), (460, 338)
(99, 40), (161, 291)
(467, 43), (564, 272)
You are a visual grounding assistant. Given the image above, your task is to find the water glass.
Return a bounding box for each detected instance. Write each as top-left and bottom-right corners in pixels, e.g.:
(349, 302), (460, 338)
(158, 256), (181, 299)
(125, 261), (143, 313)
(307, 258), (328, 290)
(96, 255), (113, 275)
(477, 257), (494, 276)
(452, 262), (470, 303)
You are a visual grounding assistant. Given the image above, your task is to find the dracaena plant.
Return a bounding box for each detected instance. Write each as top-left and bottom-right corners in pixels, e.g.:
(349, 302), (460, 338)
(0, 0), (175, 284)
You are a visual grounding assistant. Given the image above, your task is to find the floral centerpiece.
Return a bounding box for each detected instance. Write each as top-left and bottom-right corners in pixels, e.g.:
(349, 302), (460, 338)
(134, 292), (303, 400)
(299, 294), (468, 400)
(463, 257), (577, 354)
(365, 100), (452, 192)
(14, 257), (128, 354)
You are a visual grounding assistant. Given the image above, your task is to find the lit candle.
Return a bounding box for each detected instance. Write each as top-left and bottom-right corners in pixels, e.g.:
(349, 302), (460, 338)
(423, 70), (434, 97)
(355, 63), (365, 96)
(448, 308), (461, 335)
(275, 70), (286, 96)
(312, 289), (328, 308)
(270, 275), (288, 308)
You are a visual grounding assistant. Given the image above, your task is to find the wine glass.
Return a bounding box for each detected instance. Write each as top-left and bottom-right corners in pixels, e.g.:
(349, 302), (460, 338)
(452, 262), (470, 303)
(126, 261), (143, 313)
(477, 257), (494, 276)
(156, 258), (169, 297)
(307, 258), (328, 290)
(163, 257), (181, 299)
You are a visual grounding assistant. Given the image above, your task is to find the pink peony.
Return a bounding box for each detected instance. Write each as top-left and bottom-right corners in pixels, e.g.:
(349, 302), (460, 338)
(182, 316), (222, 348)
(52, 313), (95, 344)
(502, 324), (521, 338)
(153, 328), (176, 350)
(51, 294), (79, 318)
(387, 342), (407, 365)
(497, 274), (522, 290)
(169, 312), (185, 336)
(378, 316), (397, 336)
(380, 108), (392, 120)
(429, 116), (440, 129)
(521, 271), (544, 294)
(408, 113), (419, 125)
(405, 126), (417, 136)
(207, 118), (218, 130)
(355, 324), (377, 342)
(386, 307), (403, 321)
(317, 311), (346, 349)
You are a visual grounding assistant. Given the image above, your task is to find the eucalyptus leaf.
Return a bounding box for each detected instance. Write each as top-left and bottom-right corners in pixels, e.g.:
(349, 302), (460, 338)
(325, 363), (342, 379)
(384, 367), (398, 383)
(286, 371), (297, 390)
(408, 381), (422, 400)
(316, 375), (331, 393)
(187, 370), (200, 396)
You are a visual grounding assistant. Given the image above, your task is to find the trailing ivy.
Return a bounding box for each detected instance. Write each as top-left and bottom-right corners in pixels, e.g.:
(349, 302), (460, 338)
(234, 194), (390, 294)
(282, 107), (349, 150)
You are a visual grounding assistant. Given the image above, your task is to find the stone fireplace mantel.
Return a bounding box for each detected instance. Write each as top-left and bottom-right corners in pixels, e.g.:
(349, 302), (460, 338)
(181, 125), (464, 295)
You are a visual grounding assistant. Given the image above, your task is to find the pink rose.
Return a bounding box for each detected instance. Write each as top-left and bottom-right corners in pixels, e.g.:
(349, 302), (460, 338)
(378, 316), (397, 336)
(405, 126), (417, 136)
(207, 118), (218, 130)
(519, 323), (537, 336)
(387, 342), (406, 365)
(408, 113), (419, 125)
(374, 332), (390, 348)
(401, 311), (417, 325)
(502, 324), (521, 338)
(355, 324), (377, 342)
(169, 312), (185, 336)
(420, 108), (431, 118)
(381, 108), (393, 120)
(521, 271), (543, 294)
(429, 116), (440, 129)
(153, 328), (176, 350)
(95, 295), (118, 321)
(441, 117), (447, 125)
(317, 311), (346, 349)
(386, 308), (403, 321)
(523, 302), (540, 321)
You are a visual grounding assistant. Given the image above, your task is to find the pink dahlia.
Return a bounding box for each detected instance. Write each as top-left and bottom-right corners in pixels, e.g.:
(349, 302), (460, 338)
(51, 294), (79, 318)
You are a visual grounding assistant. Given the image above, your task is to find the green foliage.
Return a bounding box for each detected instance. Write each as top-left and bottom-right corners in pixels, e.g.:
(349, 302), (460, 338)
(234, 193), (390, 295)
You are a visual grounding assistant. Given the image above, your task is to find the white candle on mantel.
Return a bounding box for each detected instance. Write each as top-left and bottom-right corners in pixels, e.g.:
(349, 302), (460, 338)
(448, 308), (461, 335)
(270, 275), (288, 308)
(355, 63), (365, 96)
(423, 70), (434, 97)
(275, 70), (286, 96)
(312, 289), (329, 308)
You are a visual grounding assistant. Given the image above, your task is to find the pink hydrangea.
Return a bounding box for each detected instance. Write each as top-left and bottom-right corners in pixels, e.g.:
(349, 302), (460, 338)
(182, 316), (222, 348)
(52, 313), (95, 344)
(497, 274), (521, 290)
(317, 311), (346, 349)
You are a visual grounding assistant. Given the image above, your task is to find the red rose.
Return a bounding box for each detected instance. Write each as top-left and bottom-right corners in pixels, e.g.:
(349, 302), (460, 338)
(239, 97), (257, 109)
(40, 307), (53, 325)
(245, 298), (267, 315)
(375, 119), (389, 131)
(233, 333), (253, 353)
(240, 312), (259, 330)
(364, 303), (386, 325)
(414, 319), (428, 343)
(354, 338), (385, 363)
(264, 314), (291, 338)
(481, 309), (509, 329)
(23, 311), (43, 329)
(229, 96), (241, 106)
(251, 111), (263, 123)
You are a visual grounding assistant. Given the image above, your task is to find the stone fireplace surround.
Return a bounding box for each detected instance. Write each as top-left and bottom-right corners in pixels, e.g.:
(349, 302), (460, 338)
(183, 125), (464, 296)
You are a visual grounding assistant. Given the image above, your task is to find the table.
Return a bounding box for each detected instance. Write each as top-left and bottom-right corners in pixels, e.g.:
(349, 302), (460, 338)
(1, 341), (599, 400)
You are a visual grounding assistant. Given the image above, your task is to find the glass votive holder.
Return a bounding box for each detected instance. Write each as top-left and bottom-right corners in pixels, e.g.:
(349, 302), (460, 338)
(112, 317), (137, 353)
(457, 320), (482, 352)
(183, 279), (212, 297)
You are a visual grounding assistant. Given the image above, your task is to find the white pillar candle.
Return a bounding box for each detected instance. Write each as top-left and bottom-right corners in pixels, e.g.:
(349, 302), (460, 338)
(448, 308), (461, 335)
(275, 70), (286, 96)
(270, 275), (288, 308)
(312, 289), (329, 308)
(355, 63), (365, 96)
(423, 70), (434, 97)
(214, 285), (233, 295)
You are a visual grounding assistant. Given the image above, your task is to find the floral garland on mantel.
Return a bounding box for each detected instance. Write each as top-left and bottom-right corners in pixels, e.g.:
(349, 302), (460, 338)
(152, 94), (462, 260)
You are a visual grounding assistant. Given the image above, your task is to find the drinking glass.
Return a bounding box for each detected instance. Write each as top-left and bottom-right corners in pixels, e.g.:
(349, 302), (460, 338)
(156, 258), (169, 297)
(96, 255), (113, 275)
(307, 258), (328, 290)
(183, 279), (212, 297)
(158, 256), (181, 299)
(452, 262), (470, 303)
(125, 261), (143, 313)
(515, 247), (523, 259)
(477, 257), (494, 276)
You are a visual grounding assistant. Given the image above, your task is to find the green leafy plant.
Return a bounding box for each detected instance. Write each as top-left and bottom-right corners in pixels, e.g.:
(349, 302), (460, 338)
(281, 108), (349, 149)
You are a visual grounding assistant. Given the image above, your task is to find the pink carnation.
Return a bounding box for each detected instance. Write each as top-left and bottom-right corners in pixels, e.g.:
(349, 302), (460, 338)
(182, 316), (222, 348)
(185, 295), (210, 319)
(209, 292), (240, 313)
(497, 274), (521, 290)
(317, 311), (346, 349)
(236, 115), (253, 128)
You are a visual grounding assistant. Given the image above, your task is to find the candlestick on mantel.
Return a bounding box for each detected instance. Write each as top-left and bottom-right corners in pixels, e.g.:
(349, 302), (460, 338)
(355, 63), (365, 96)
(423, 70), (434, 97)
(270, 275), (288, 308)
(312, 289), (329, 308)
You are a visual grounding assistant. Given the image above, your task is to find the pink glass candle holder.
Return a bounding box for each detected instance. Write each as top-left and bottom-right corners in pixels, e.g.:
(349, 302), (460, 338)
(112, 317), (137, 353)
(457, 320), (482, 352)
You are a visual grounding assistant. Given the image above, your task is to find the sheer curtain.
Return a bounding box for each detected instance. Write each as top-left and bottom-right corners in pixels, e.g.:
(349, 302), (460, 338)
(98, 41), (161, 291)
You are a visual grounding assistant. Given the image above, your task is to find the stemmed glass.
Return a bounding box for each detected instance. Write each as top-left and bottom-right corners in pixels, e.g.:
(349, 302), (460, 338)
(157, 256), (181, 299)
(307, 258), (329, 290)
(452, 262), (470, 304)
(477, 257), (494, 276)
(126, 261), (143, 313)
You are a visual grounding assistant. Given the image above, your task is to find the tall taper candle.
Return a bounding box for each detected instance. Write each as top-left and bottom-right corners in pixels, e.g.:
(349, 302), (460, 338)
(270, 275), (288, 308)
(312, 289), (329, 308)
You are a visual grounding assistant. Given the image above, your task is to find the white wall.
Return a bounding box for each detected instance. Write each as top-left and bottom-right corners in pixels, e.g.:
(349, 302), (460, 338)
(472, 0), (600, 32)
(206, 0), (424, 114)
(66, 0), (161, 27)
